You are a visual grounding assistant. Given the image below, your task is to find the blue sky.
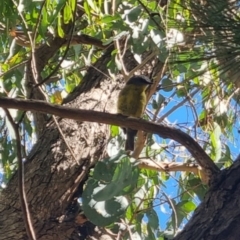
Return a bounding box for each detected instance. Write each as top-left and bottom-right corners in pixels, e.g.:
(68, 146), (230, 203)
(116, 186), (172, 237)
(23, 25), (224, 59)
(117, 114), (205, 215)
(151, 83), (240, 232)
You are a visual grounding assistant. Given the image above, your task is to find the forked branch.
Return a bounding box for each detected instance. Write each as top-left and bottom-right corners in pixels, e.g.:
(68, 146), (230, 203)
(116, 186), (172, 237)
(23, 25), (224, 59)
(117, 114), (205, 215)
(0, 97), (220, 184)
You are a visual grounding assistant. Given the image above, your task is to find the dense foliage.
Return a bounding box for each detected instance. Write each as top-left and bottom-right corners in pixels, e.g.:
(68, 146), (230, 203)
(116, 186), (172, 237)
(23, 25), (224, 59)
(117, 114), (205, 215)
(0, 0), (239, 239)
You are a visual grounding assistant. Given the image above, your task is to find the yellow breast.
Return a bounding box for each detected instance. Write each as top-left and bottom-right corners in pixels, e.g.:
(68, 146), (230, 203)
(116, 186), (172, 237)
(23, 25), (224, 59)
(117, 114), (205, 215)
(117, 85), (148, 118)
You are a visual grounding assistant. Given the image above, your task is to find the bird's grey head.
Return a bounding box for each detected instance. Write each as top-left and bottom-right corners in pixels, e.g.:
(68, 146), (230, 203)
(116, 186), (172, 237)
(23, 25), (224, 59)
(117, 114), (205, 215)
(126, 75), (152, 85)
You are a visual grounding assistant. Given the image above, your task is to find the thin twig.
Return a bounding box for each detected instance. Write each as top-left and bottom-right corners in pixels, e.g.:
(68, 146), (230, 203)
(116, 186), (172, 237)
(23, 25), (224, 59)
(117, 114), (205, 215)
(4, 109), (36, 240)
(162, 192), (179, 236)
(186, 91), (199, 138)
(112, 0), (128, 78)
(34, 1), (77, 87)
(88, 64), (110, 78)
(0, 60), (28, 78)
(53, 116), (79, 165)
(12, 0), (29, 31)
(158, 88), (200, 122)
(114, 36), (129, 77)
(32, 0), (46, 46)
(137, 0), (163, 31)
(138, 159), (200, 175)
(125, 221), (134, 240)
(127, 52), (156, 79)
(29, 0), (46, 85)
(151, 56), (170, 122)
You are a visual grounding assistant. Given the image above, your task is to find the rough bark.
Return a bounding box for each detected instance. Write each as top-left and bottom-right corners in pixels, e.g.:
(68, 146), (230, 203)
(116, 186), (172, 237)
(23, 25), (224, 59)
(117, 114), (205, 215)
(174, 157), (240, 240)
(0, 47), (111, 239)
(0, 87), (110, 239)
(0, 44), (142, 239)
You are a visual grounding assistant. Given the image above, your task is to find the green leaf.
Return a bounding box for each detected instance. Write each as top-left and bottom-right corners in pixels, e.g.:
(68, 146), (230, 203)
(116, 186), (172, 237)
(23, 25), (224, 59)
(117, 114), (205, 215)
(93, 161), (115, 182)
(187, 177), (207, 201)
(179, 201), (196, 213)
(63, 3), (72, 24)
(210, 122), (222, 161)
(69, 0), (76, 12)
(83, 1), (91, 22)
(161, 78), (173, 92)
(82, 151), (139, 225)
(57, 14), (64, 37)
(126, 6), (142, 23)
(93, 155), (138, 201)
(110, 125), (119, 137)
(86, 0), (99, 12)
(150, 29), (163, 47)
(146, 209), (159, 230)
(102, 15), (119, 24)
(141, 19), (149, 34)
(146, 223), (156, 240)
(152, 93), (165, 110)
(82, 179), (129, 226)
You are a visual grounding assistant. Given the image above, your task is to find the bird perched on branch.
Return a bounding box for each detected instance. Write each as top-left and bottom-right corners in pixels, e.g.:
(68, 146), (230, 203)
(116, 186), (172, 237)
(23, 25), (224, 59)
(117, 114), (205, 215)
(117, 75), (152, 151)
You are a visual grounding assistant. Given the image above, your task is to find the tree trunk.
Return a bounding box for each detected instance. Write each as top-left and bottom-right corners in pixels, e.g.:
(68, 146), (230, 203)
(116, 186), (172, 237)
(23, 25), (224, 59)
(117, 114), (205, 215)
(0, 46), (139, 239)
(174, 157), (240, 240)
(0, 85), (110, 239)
(0, 55), (103, 240)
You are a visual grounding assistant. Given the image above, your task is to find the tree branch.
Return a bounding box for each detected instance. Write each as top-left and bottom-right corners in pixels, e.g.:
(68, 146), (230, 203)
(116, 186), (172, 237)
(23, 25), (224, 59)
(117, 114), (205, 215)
(0, 96), (220, 184)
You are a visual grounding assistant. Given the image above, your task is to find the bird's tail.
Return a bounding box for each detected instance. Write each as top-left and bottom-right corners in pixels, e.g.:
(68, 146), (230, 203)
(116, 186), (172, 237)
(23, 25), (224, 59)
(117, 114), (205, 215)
(125, 129), (137, 151)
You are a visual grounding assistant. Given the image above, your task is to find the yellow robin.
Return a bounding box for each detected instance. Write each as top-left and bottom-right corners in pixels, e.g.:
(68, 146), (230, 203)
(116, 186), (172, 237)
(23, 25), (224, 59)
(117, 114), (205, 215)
(117, 75), (152, 151)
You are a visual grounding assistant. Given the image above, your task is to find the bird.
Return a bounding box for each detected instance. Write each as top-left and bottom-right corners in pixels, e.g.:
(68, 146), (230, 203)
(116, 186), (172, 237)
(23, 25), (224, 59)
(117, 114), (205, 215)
(117, 75), (152, 151)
